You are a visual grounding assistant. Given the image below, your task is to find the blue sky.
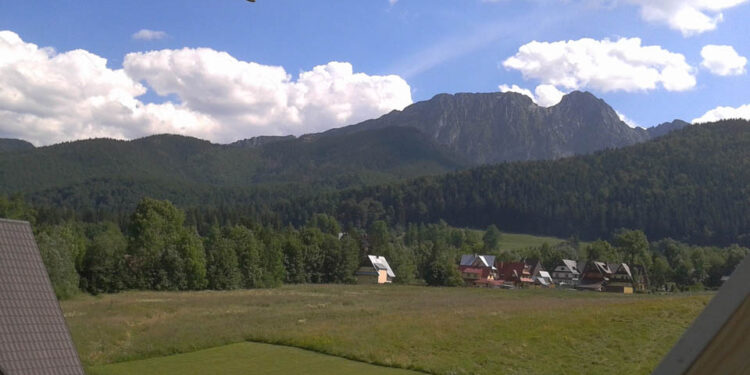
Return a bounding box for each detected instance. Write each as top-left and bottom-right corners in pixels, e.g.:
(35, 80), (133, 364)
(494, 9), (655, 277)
(0, 0), (748, 145)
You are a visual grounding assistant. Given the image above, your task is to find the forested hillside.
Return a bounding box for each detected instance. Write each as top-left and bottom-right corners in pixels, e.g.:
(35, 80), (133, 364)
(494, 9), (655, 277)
(0, 127), (464, 212)
(274, 120), (750, 246)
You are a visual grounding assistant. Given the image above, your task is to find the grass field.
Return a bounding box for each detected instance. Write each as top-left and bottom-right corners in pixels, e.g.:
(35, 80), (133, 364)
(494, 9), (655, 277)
(62, 285), (710, 375)
(87, 342), (421, 375)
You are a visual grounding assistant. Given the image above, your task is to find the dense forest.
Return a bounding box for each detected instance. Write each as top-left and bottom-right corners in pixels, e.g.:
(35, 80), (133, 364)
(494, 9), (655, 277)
(1, 195), (746, 299)
(265, 120), (750, 246)
(1, 120), (748, 298)
(7, 120), (749, 248)
(0, 126), (462, 208)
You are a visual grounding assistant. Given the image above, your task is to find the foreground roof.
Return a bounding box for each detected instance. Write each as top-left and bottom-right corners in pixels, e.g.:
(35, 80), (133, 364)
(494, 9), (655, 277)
(0, 219), (84, 375)
(653, 253), (750, 374)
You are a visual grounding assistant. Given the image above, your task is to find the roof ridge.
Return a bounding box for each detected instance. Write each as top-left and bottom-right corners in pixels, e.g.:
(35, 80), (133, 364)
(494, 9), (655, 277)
(0, 217), (31, 224)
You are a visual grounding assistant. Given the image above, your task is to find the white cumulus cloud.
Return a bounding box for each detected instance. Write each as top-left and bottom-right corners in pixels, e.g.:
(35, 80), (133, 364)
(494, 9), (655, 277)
(124, 48), (412, 139)
(533, 84), (566, 107)
(498, 84), (535, 100)
(0, 31), (412, 145)
(502, 37), (696, 101)
(693, 104), (750, 123)
(700, 45), (747, 76)
(625, 0), (749, 36)
(498, 84), (566, 107)
(132, 29), (168, 41)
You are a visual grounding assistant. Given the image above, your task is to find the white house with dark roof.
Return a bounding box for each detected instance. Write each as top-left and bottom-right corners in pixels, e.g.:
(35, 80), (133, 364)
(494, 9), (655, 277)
(551, 259), (581, 286)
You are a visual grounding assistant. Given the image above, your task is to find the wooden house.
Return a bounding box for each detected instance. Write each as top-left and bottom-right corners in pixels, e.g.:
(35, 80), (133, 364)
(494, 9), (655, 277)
(576, 261), (613, 291)
(0, 219), (85, 375)
(497, 261), (534, 286)
(459, 254), (497, 286)
(551, 259), (581, 287)
(355, 255), (395, 284)
(605, 263), (635, 294)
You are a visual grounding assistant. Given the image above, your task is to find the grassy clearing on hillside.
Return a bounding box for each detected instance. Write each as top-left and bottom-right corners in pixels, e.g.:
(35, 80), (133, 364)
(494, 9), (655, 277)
(495, 232), (574, 251)
(87, 342), (421, 375)
(62, 285), (709, 375)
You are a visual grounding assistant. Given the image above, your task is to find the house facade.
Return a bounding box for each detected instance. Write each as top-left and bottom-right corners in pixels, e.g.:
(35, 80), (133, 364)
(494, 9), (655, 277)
(497, 261), (534, 286)
(576, 261), (614, 291)
(605, 263), (635, 294)
(551, 259), (581, 287)
(459, 254), (498, 286)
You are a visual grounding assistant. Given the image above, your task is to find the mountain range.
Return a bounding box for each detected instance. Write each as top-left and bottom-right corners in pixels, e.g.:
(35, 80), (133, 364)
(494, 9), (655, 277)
(0, 90), (692, 211)
(322, 91), (688, 164)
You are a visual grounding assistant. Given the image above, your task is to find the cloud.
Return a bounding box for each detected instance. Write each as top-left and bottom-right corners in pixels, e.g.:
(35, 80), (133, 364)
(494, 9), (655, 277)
(700, 45), (747, 76)
(624, 0), (749, 36)
(616, 110), (641, 128)
(389, 0), (398, 5)
(502, 37), (696, 100)
(533, 84), (565, 107)
(0, 31), (412, 145)
(498, 84), (566, 107)
(132, 29), (168, 41)
(693, 104), (750, 123)
(498, 84), (534, 100)
(124, 48), (412, 139)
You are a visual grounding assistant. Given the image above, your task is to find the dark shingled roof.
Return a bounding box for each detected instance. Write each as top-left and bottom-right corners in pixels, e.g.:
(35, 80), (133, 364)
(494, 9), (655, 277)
(0, 219), (84, 375)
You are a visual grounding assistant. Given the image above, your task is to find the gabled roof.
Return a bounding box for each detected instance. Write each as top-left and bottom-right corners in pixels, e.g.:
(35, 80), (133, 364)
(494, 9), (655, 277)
(561, 259), (580, 275)
(591, 261), (613, 275)
(0, 219), (85, 375)
(460, 254), (496, 268)
(614, 263), (632, 278)
(367, 255), (395, 278)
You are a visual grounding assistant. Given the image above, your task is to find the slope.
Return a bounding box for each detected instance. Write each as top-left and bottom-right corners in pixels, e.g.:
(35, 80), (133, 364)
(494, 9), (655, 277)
(284, 120), (750, 245)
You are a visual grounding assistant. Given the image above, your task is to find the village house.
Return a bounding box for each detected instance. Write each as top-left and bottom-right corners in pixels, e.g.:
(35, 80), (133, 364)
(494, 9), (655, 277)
(605, 263), (635, 294)
(458, 254), (498, 286)
(551, 259), (581, 287)
(355, 255), (395, 284)
(522, 259), (554, 287)
(576, 261), (614, 292)
(497, 261), (534, 287)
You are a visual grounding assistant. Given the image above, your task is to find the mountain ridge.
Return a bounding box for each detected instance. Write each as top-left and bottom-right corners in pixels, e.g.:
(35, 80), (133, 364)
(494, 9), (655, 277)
(321, 90), (684, 164)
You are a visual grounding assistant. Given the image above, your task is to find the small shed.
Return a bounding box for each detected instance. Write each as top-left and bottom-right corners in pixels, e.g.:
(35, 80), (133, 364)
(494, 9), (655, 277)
(0, 219), (85, 375)
(355, 255), (395, 284)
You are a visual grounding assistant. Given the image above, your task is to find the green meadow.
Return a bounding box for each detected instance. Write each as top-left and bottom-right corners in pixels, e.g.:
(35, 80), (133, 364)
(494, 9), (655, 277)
(87, 341), (421, 375)
(62, 285), (709, 375)
(494, 231), (579, 251)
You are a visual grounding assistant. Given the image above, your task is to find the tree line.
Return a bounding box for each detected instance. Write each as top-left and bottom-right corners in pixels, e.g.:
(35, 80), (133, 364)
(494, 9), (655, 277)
(2, 195), (746, 299)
